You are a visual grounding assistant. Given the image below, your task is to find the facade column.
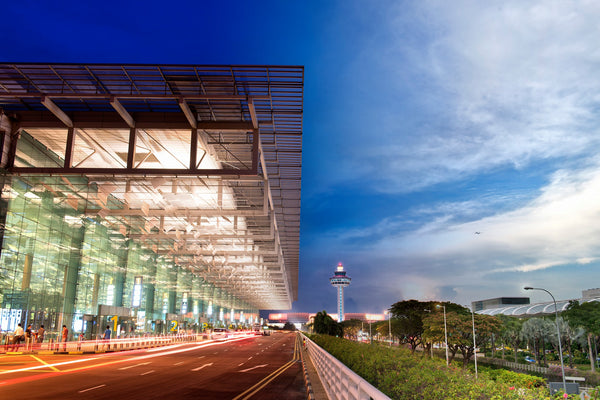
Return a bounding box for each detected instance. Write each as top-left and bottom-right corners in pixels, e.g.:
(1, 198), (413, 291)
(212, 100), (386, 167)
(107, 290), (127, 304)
(62, 223), (84, 334)
(113, 240), (130, 307)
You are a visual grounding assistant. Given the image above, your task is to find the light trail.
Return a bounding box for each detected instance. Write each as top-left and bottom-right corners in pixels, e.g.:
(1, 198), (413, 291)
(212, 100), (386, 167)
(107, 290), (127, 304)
(0, 335), (255, 387)
(78, 384), (106, 393)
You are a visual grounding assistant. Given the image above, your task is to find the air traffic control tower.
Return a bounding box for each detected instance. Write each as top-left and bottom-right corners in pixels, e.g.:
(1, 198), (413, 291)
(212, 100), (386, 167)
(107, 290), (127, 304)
(330, 262), (351, 322)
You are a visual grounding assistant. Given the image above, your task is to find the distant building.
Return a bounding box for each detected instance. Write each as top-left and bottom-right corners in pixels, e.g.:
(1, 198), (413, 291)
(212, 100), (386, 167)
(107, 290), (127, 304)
(472, 297), (530, 312)
(582, 288), (600, 300)
(267, 312), (384, 324)
(477, 289), (600, 317)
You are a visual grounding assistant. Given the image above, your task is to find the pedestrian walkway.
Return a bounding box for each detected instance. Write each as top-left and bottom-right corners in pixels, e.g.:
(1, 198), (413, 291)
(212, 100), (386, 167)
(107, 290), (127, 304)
(299, 336), (328, 400)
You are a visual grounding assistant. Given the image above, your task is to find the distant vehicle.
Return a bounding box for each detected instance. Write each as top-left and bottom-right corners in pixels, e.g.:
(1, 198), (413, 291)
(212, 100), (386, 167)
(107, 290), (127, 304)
(212, 328), (229, 341)
(525, 356), (536, 363)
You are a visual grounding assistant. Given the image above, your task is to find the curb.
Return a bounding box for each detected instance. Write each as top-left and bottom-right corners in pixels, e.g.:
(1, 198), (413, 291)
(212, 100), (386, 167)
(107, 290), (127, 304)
(298, 341), (315, 400)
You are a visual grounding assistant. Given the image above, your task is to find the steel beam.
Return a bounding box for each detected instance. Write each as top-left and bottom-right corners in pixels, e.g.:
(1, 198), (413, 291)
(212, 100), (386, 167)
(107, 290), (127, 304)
(41, 96), (73, 128)
(110, 97), (135, 128)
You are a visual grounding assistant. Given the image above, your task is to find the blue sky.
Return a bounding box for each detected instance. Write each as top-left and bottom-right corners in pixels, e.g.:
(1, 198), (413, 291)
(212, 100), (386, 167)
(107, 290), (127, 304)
(3, 1), (600, 314)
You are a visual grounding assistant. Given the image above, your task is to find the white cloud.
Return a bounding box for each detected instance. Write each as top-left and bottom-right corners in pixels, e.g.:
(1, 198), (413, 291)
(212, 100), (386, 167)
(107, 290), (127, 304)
(343, 0), (600, 193)
(354, 158), (600, 304)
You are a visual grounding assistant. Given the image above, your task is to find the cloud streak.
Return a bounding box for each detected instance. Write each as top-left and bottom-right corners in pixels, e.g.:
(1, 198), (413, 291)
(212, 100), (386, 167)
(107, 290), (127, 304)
(344, 156), (600, 305)
(333, 1), (600, 194)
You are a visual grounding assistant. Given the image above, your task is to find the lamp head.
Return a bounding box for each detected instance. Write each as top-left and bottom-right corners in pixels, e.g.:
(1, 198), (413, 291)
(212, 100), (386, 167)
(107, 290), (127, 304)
(524, 287), (533, 290)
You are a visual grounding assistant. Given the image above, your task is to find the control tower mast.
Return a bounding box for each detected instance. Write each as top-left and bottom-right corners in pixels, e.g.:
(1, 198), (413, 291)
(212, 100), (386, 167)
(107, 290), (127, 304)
(330, 262), (351, 322)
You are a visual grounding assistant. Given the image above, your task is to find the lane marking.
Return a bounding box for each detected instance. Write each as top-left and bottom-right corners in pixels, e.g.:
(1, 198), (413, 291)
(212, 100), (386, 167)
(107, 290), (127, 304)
(191, 363), (213, 371)
(197, 356), (205, 359)
(239, 364), (267, 373)
(232, 335), (301, 400)
(173, 361), (184, 366)
(30, 355), (60, 372)
(78, 384), (106, 393)
(118, 362), (151, 370)
(247, 356), (253, 360)
(238, 363), (245, 366)
(140, 370), (154, 376)
(0, 336), (257, 386)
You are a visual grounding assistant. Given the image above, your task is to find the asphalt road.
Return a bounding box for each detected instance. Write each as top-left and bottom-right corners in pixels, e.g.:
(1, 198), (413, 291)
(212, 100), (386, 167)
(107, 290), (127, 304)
(0, 331), (306, 399)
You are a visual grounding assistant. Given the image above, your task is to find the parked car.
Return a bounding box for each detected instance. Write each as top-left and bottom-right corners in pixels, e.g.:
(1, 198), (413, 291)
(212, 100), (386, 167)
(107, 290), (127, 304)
(525, 356), (536, 363)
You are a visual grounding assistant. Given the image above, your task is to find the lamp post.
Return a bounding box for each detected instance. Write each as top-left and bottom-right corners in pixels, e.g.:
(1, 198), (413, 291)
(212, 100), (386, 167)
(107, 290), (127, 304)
(471, 308), (478, 379)
(437, 304), (449, 366)
(524, 286), (566, 394)
(385, 310), (392, 347)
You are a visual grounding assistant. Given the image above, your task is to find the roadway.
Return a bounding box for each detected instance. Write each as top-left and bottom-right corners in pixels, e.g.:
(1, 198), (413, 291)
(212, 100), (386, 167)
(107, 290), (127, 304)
(0, 331), (306, 399)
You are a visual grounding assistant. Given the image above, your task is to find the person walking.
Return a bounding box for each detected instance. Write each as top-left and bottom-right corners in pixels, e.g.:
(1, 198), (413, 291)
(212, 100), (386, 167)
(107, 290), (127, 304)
(25, 324), (33, 351)
(37, 325), (45, 343)
(11, 323), (24, 351)
(61, 325), (69, 351)
(103, 325), (111, 350)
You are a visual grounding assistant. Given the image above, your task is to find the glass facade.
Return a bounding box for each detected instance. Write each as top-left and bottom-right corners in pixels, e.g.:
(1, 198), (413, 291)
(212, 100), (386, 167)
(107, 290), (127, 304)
(0, 130), (257, 340)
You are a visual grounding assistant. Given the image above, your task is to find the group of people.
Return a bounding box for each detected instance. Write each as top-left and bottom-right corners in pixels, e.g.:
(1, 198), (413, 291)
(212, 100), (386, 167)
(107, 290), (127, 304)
(7, 323), (108, 352)
(8, 323), (46, 351)
(8, 323), (72, 351)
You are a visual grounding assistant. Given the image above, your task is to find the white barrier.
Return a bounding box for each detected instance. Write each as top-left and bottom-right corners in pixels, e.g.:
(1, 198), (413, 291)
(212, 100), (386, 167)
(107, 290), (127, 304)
(0, 332), (237, 353)
(302, 334), (391, 400)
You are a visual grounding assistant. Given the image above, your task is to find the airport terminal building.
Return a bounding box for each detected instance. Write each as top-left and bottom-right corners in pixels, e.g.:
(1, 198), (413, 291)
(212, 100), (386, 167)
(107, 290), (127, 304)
(0, 64), (303, 339)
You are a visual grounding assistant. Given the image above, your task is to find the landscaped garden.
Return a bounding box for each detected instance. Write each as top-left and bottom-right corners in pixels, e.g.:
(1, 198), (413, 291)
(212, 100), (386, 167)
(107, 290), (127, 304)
(308, 299), (600, 399)
(311, 333), (596, 399)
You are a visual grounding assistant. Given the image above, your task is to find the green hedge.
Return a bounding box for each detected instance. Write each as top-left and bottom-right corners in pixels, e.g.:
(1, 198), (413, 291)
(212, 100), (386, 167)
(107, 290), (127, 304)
(310, 335), (590, 399)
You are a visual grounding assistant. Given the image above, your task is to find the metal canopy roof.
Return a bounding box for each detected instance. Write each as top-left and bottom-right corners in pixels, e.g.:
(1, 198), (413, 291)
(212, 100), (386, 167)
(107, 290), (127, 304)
(0, 63), (303, 309)
(477, 298), (600, 317)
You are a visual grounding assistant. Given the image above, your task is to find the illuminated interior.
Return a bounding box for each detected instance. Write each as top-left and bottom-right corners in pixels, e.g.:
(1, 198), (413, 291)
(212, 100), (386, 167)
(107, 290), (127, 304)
(0, 63), (302, 336)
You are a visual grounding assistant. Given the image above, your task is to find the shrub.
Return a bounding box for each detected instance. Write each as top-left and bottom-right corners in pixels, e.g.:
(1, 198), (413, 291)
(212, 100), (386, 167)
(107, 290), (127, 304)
(310, 335), (559, 399)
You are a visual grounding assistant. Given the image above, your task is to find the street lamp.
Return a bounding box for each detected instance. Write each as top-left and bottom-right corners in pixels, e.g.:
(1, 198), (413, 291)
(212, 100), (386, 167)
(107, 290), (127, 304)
(384, 310), (392, 347)
(524, 286), (566, 394)
(436, 304), (449, 366)
(471, 308), (478, 379)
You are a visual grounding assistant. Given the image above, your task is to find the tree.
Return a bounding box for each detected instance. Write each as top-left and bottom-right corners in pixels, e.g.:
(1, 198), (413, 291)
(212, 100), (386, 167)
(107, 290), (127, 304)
(312, 311), (342, 336)
(423, 310), (501, 368)
(389, 300), (469, 355)
(563, 300), (600, 372)
(340, 319), (362, 340)
(552, 317), (585, 368)
(521, 317), (554, 366)
(498, 315), (524, 363)
(282, 322), (296, 331)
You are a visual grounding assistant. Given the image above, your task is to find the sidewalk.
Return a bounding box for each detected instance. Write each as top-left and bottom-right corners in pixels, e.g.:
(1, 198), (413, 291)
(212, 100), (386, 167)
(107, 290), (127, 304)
(302, 345), (329, 400)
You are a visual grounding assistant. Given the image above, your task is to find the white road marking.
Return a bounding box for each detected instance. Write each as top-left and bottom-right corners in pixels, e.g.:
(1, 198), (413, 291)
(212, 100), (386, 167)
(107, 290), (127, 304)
(248, 356), (253, 360)
(238, 362), (244, 366)
(173, 361), (184, 366)
(191, 363), (213, 371)
(197, 356), (205, 359)
(78, 384), (106, 393)
(239, 364), (268, 372)
(140, 370), (155, 375)
(118, 362), (151, 370)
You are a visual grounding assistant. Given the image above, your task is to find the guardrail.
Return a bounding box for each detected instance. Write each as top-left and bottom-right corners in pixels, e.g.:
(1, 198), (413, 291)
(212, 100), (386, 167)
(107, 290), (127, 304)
(0, 331), (256, 354)
(301, 333), (390, 400)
